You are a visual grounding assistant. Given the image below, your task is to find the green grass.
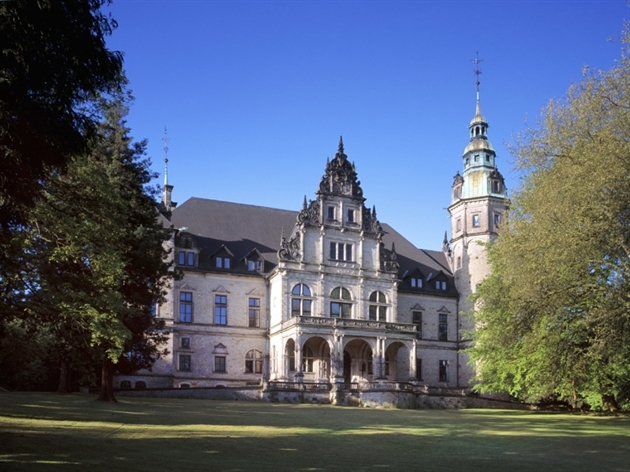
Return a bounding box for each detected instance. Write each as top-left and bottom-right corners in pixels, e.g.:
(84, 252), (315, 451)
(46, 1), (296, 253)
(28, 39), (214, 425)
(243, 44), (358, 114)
(1, 392), (629, 471)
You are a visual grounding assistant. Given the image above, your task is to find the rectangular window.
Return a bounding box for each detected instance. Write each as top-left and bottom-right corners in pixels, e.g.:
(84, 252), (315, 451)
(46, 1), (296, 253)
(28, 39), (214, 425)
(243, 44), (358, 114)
(179, 292), (193, 323)
(411, 277), (422, 288)
(215, 295), (228, 325)
(435, 280), (447, 290)
(413, 311), (422, 339)
(331, 302), (351, 318)
(438, 314), (448, 341)
(456, 219), (461, 232)
(494, 213), (501, 227)
(439, 360), (448, 382)
(216, 257), (231, 269)
(416, 358), (422, 380)
(472, 214), (480, 227)
(368, 305), (386, 321)
(330, 242), (353, 261)
(327, 206), (335, 220)
(179, 354), (191, 371)
(247, 260), (262, 271)
(248, 298), (260, 327)
(181, 337), (190, 349)
(214, 356), (226, 373)
(178, 251), (195, 266)
(347, 209), (355, 222)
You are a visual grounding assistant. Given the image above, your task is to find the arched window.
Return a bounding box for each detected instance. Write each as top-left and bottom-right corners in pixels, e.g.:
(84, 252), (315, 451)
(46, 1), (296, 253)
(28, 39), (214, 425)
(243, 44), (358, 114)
(330, 287), (352, 318)
(291, 283), (312, 317)
(134, 381), (147, 390)
(120, 380), (131, 390)
(245, 349), (263, 374)
(368, 291), (387, 321)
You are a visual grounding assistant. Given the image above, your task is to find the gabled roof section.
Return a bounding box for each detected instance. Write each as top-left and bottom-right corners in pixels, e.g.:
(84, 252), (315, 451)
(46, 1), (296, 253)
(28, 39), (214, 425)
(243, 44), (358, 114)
(170, 197), (454, 288)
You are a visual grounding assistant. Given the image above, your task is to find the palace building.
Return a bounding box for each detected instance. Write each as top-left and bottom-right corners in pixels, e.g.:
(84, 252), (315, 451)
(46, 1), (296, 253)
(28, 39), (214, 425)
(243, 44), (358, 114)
(117, 92), (508, 404)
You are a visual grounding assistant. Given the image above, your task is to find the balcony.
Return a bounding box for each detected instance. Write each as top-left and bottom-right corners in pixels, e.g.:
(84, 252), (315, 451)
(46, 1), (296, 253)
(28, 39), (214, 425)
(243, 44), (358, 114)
(281, 315), (417, 334)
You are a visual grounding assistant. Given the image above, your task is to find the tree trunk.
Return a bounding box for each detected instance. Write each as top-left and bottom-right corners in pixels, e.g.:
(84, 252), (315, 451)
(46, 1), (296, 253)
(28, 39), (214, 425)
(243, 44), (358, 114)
(97, 358), (117, 402)
(57, 360), (71, 393)
(601, 394), (619, 412)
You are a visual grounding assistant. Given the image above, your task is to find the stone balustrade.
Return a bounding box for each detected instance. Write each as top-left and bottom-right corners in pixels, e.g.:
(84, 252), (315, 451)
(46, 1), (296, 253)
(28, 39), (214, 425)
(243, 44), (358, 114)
(282, 315), (417, 334)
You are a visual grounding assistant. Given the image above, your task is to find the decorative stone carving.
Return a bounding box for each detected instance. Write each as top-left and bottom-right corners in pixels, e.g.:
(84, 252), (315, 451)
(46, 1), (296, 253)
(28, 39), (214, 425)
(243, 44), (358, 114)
(317, 137), (364, 199)
(380, 242), (399, 272)
(363, 206), (384, 238)
(278, 231), (301, 261)
(297, 198), (321, 226)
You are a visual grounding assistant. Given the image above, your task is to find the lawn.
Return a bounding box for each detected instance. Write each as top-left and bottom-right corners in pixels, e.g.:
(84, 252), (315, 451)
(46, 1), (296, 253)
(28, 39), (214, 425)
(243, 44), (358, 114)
(0, 392), (628, 472)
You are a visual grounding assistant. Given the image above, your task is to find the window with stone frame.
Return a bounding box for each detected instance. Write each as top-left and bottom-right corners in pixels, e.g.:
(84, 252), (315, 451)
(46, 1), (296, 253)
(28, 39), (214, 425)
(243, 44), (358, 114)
(179, 354), (191, 371)
(472, 214), (480, 227)
(346, 208), (355, 223)
(181, 337), (190, 349)
(368, 291), (387, 321)
(330, 287), (352, 318)
(291, 283), (312, 317)
(245, 349), (263, 374)
(327, 205), (336, 220)
(179, 292), (193, 323)
(329, 241), (353, 262)
(439, 360), (448, 382)
(416, 358), (423, 381)
(438, 313), (448, 341)
(413, 311), (423, 339)
(214, 356), (226, 373)
(248, 298), (260, 327)
(493, 213), (501, 228)
(215, 295), (228, 325)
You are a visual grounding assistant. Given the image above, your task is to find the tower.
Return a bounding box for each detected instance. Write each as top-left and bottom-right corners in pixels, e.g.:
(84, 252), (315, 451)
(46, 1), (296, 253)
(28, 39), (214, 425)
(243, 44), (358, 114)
(448, 60), (509, 385)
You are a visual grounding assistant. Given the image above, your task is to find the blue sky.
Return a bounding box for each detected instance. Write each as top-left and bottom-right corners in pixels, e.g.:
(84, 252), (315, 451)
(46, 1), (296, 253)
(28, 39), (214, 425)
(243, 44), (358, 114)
(105, 0), (628, 250)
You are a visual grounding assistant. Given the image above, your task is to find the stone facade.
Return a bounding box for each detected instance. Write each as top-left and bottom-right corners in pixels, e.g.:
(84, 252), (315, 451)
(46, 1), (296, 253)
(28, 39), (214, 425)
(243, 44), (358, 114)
(117, 96), (508, 406)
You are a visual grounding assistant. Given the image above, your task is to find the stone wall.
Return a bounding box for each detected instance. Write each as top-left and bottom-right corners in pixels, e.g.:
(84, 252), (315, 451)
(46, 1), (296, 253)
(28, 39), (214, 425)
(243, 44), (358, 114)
(115, 385), (530, 410)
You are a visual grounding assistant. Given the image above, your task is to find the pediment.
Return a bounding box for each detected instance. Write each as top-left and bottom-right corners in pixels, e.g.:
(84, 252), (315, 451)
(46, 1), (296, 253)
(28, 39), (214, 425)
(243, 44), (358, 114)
(213, 285), (230, 294)
(410, 303), (425, 311)
(437, 305), (451, 313)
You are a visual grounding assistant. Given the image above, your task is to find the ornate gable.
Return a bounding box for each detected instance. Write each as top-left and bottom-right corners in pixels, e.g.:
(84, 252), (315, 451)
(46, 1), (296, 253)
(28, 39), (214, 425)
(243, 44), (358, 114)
(317, 137), (364, 200)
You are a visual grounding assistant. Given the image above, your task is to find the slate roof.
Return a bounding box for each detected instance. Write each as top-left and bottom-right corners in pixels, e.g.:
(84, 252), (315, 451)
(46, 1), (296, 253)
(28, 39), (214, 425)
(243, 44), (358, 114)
(169, 197), (455, 296)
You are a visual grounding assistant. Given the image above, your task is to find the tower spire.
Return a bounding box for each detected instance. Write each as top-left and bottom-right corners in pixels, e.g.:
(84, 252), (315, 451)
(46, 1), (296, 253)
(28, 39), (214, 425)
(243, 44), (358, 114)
(472, 51), (483, 104)
(162, 126), (170, 187)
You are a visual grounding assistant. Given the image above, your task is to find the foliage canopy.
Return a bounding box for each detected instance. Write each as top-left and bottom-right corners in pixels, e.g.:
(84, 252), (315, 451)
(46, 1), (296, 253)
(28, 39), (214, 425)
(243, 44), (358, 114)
(468, 28), (630, 410)
(0, 0), (124, 228)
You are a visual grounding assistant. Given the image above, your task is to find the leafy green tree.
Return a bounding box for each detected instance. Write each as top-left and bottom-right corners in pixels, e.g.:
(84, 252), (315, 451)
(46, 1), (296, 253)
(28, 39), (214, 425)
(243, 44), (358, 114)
(4, 95), (174, 400)
(468, 29), (630, 411)
(0, 0), (123, 229)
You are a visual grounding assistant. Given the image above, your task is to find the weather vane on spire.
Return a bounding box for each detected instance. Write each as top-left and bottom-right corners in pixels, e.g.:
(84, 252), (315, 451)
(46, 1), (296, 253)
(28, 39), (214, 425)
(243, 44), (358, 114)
(162, 126), (170, 187)
(472, 52), (483, 101)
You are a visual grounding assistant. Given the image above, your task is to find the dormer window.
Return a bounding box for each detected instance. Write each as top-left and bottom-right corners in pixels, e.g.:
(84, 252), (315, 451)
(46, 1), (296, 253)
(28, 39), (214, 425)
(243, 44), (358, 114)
(248, 260), (262, 271)
(410, 277), (422, 288)
(216, 257), (231, 269)
(435, 281), (447, 290)
(178, 251), (195, 267)
(492, 180), (502, 193)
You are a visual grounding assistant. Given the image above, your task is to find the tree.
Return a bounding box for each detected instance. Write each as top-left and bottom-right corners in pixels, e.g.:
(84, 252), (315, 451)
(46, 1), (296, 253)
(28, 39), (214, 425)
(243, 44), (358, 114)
(0, 0), (124, 230)
(468, 28), (630, 411)
(3, 95), (174, 400)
